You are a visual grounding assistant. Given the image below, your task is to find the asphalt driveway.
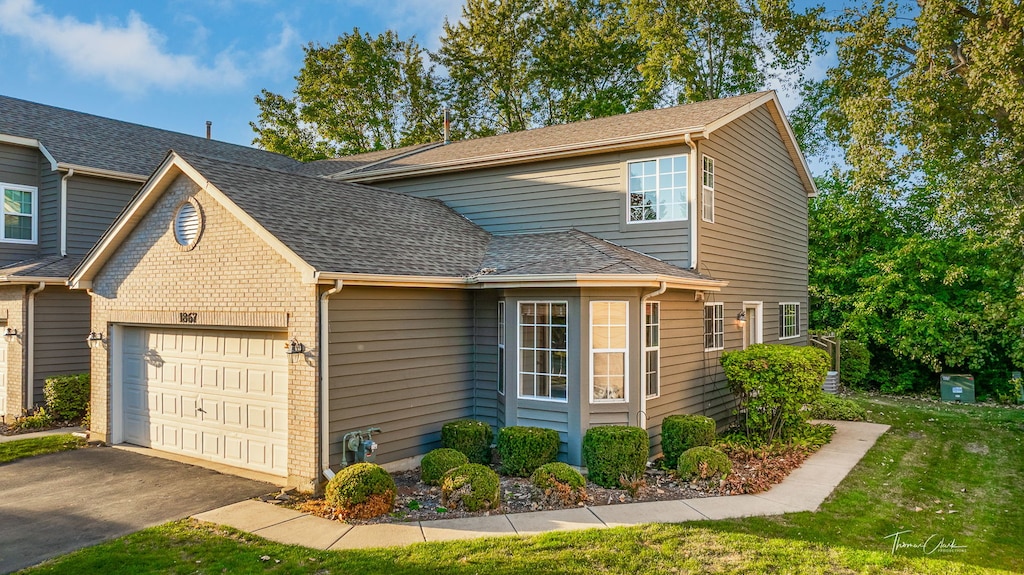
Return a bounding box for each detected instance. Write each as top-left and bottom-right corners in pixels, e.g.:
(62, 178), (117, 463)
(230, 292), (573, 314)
(0, 446), (274, 573)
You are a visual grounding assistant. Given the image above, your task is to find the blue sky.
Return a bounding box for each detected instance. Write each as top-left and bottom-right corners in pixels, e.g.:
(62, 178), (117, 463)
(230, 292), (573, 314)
(0, 0), (837, 154)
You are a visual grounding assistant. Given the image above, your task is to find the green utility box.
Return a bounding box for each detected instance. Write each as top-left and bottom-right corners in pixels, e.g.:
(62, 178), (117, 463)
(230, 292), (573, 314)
(940, 373), (975, 403)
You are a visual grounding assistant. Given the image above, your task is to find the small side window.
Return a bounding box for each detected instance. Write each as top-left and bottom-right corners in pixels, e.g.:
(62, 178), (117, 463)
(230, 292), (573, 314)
(702, 155), (715, 223)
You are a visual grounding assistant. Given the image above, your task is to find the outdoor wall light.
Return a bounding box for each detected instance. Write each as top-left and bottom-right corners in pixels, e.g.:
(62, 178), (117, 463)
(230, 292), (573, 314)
(285, 338), (305, 362)
(86, 331), (105, 349)
(3, 327), (18, 342)
(736, 311), (747, 324)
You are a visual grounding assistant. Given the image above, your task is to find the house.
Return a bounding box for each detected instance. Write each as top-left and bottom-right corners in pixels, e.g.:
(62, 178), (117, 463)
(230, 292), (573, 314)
(69, 91), (815, 490)
(0, 95), (300, 420)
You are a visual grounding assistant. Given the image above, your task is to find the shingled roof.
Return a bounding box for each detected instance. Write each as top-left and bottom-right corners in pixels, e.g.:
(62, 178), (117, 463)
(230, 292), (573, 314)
(0, 95), (299, 178)
(0, 255), (79, 282)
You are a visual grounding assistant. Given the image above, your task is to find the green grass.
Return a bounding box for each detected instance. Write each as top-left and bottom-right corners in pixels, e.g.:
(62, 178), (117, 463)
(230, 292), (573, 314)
(0, 433), (84, 464)
(18, 397), (1024, 574)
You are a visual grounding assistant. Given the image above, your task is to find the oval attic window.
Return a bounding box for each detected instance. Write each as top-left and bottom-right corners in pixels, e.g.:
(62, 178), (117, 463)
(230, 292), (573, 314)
(174, 201), (201, 247)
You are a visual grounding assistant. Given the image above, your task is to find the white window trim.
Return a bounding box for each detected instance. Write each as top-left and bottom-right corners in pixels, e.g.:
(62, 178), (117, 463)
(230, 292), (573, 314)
(626, 153), (689, 224)
(704, 302), (725, 352)
(497, 301), (505, 396)
(517, 301), (569, 403)
(590, 301), (629, 404)
(644, 301), (660, 399)
(1, 182), (38, 244)
(701, 154), (715, 224)
(741, 301), (764, 349)
(779, 302), (801, 340)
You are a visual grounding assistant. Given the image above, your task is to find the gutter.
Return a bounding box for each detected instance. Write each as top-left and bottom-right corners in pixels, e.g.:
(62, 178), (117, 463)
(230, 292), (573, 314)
(25, 282), (45, 410)
(319, 280), (343, 479)
(684, 134), (699, 270)
(638, 282), (668, 430)
(314, 272), (727, 291)
(60, 169), (74, 257)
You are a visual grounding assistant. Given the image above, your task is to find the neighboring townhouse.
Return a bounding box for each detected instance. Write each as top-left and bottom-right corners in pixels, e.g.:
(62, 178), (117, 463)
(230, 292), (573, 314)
(0, 95), (300, 420)
(69, 90), (815, 490)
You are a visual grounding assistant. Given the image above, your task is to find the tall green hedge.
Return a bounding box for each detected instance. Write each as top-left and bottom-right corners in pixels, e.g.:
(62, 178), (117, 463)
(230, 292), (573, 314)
(581, 425), (648, 488)
(721, 344), (830, 443)
(660, 414), (716, 469)
(43, 373), (90, 422)
(441, 419), (493, 464)
(496, 426), (560, 476)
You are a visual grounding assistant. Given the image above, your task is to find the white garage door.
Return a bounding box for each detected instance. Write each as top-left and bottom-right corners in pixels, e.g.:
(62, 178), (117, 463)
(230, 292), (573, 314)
(121, 327), (288, 476)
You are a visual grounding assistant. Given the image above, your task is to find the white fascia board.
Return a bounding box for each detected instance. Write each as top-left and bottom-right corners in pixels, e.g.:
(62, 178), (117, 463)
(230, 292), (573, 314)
(0, 134), (58, 170)
(56, 163), (147, 183)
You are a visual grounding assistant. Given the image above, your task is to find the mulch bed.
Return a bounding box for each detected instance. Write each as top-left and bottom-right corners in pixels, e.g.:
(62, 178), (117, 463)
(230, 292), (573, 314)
(273, 446), (817, 525)
(0, 420), (80, 437)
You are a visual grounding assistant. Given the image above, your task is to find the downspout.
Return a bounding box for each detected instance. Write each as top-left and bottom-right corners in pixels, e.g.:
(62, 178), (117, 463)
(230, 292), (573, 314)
(60, 169), (74, 257)
(638, 282), (668, 430)
(320, 280), (343, 480)
(684, 134), (699, 270)
(25, 282), (46, 410)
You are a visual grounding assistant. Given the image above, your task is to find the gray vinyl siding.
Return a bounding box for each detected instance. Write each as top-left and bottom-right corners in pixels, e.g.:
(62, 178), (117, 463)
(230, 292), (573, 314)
(31, 286), (91, 405)
(473, 290), (499, 429)
(698, 104), (810, 347)
(327, 287), (476, 465)
(373, 147), (692, 268)
(0, 143), (42, 264)
(38, 159), (61, 255)
(65, 175), (140, 257)
(645, 292), (735, 454)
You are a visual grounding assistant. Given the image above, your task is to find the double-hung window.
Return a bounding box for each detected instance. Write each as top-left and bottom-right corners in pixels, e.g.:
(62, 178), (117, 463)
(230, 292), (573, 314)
(702, 155), (715, 223)
(644, 302), (660, 398)
(703, 302), (724, 351)
(779, 303), (800, 339)
(2, 183), (37, 243)
(591, 301), (628, 402)
(628, 155), (688, 222)
(497, 301), (506, 395)
(519, 302), (568, 401)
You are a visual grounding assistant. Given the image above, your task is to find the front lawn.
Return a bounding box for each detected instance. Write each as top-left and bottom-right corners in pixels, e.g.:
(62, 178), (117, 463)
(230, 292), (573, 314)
(19, 396), (1024, 574)
(0, 434), (84, 464)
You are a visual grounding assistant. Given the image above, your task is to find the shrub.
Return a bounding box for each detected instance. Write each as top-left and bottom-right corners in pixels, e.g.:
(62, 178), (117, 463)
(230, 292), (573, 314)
(324, 462), (396, 520)
(839, 340), (871, 388)
(660, 414), (716, 469)
(531, 462), (587, 506)
(13, 407), (54, 430)
(721, 344), (830, 443)
(441, 463), (500, 511)
(43, 373), (90, 422)
(808, 394), (867, 421)
(441, 419), (494, 464)
(420, 448), (469, 485)
(496, 426), (560, 476)
(581, 425), (649, 488)
(676, 446), (732, 481)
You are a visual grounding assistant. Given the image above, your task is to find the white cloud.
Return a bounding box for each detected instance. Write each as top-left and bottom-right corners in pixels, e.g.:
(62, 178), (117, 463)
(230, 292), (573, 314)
(0, 0), (246, 94)
(344, 0), (464, 50)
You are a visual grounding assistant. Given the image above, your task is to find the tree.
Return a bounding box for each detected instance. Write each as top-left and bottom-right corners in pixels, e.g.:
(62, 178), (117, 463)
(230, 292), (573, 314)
(627, 0), (826, 104)
(251, 28), (441, 159)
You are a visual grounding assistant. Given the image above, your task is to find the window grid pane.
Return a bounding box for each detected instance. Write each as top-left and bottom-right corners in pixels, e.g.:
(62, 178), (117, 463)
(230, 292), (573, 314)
(497, 302), (505, 395)
(591, 301), (628, 401)
(627, 156), (688, 222)
(645, 302), (660, 397)
(780, 303), (800, 339)
(2, 186), (35, 241)
(704, 303), (724, 351)
(520, 302), (568, 400)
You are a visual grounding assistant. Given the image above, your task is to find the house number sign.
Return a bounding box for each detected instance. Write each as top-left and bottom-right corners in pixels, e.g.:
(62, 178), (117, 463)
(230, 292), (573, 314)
(179, 312), (198, 324)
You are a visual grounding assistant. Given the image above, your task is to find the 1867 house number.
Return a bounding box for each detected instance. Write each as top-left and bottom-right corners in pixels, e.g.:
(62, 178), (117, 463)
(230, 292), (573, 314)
(179, 312), (198, 324)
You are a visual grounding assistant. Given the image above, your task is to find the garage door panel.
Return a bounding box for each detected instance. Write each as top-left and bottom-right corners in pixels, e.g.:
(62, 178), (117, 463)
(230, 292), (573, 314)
(121, 327), (288, 476)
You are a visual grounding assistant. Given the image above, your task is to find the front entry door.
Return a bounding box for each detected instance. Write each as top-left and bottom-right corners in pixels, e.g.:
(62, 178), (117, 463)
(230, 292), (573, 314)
(742, 302), (763, 349)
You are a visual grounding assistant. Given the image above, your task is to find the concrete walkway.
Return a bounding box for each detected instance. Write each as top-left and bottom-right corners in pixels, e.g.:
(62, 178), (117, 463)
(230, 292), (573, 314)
(0, 426), (85, 443)
(193, 420), (889, 551)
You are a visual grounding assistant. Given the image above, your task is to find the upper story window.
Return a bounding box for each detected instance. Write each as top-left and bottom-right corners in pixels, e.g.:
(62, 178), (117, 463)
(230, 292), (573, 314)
(628, 155), (688, 223)
(702, 155), (715, 223)
(519, 302), (568, 401)
(2, 183), (37, 243)
(779, 303), (801, 339)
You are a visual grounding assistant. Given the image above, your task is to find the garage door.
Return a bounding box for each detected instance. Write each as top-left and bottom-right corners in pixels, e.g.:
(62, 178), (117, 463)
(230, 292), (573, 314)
(121, 327), (288, 476)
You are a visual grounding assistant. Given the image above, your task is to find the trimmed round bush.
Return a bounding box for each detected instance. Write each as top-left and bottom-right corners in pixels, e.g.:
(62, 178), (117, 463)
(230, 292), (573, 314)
(531, 462), (587, 506)
(420, 448), (469, 485)
(497, 426), (560, 476)
(441, 463), (501, 511)
(441, 419), (494, 464)
(807, 394), (867, 422)
(676, 446), (732, 481)
(581, 425), (649, 488)
(661, 414), (716, 469)
(324, 462), (396, 520)
(43, 373), (90, 422)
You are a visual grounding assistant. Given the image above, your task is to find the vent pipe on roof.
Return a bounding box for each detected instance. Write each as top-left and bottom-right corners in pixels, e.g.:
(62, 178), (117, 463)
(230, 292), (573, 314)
(206, 121), (212, 140)
(443, 108), (450, 145)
